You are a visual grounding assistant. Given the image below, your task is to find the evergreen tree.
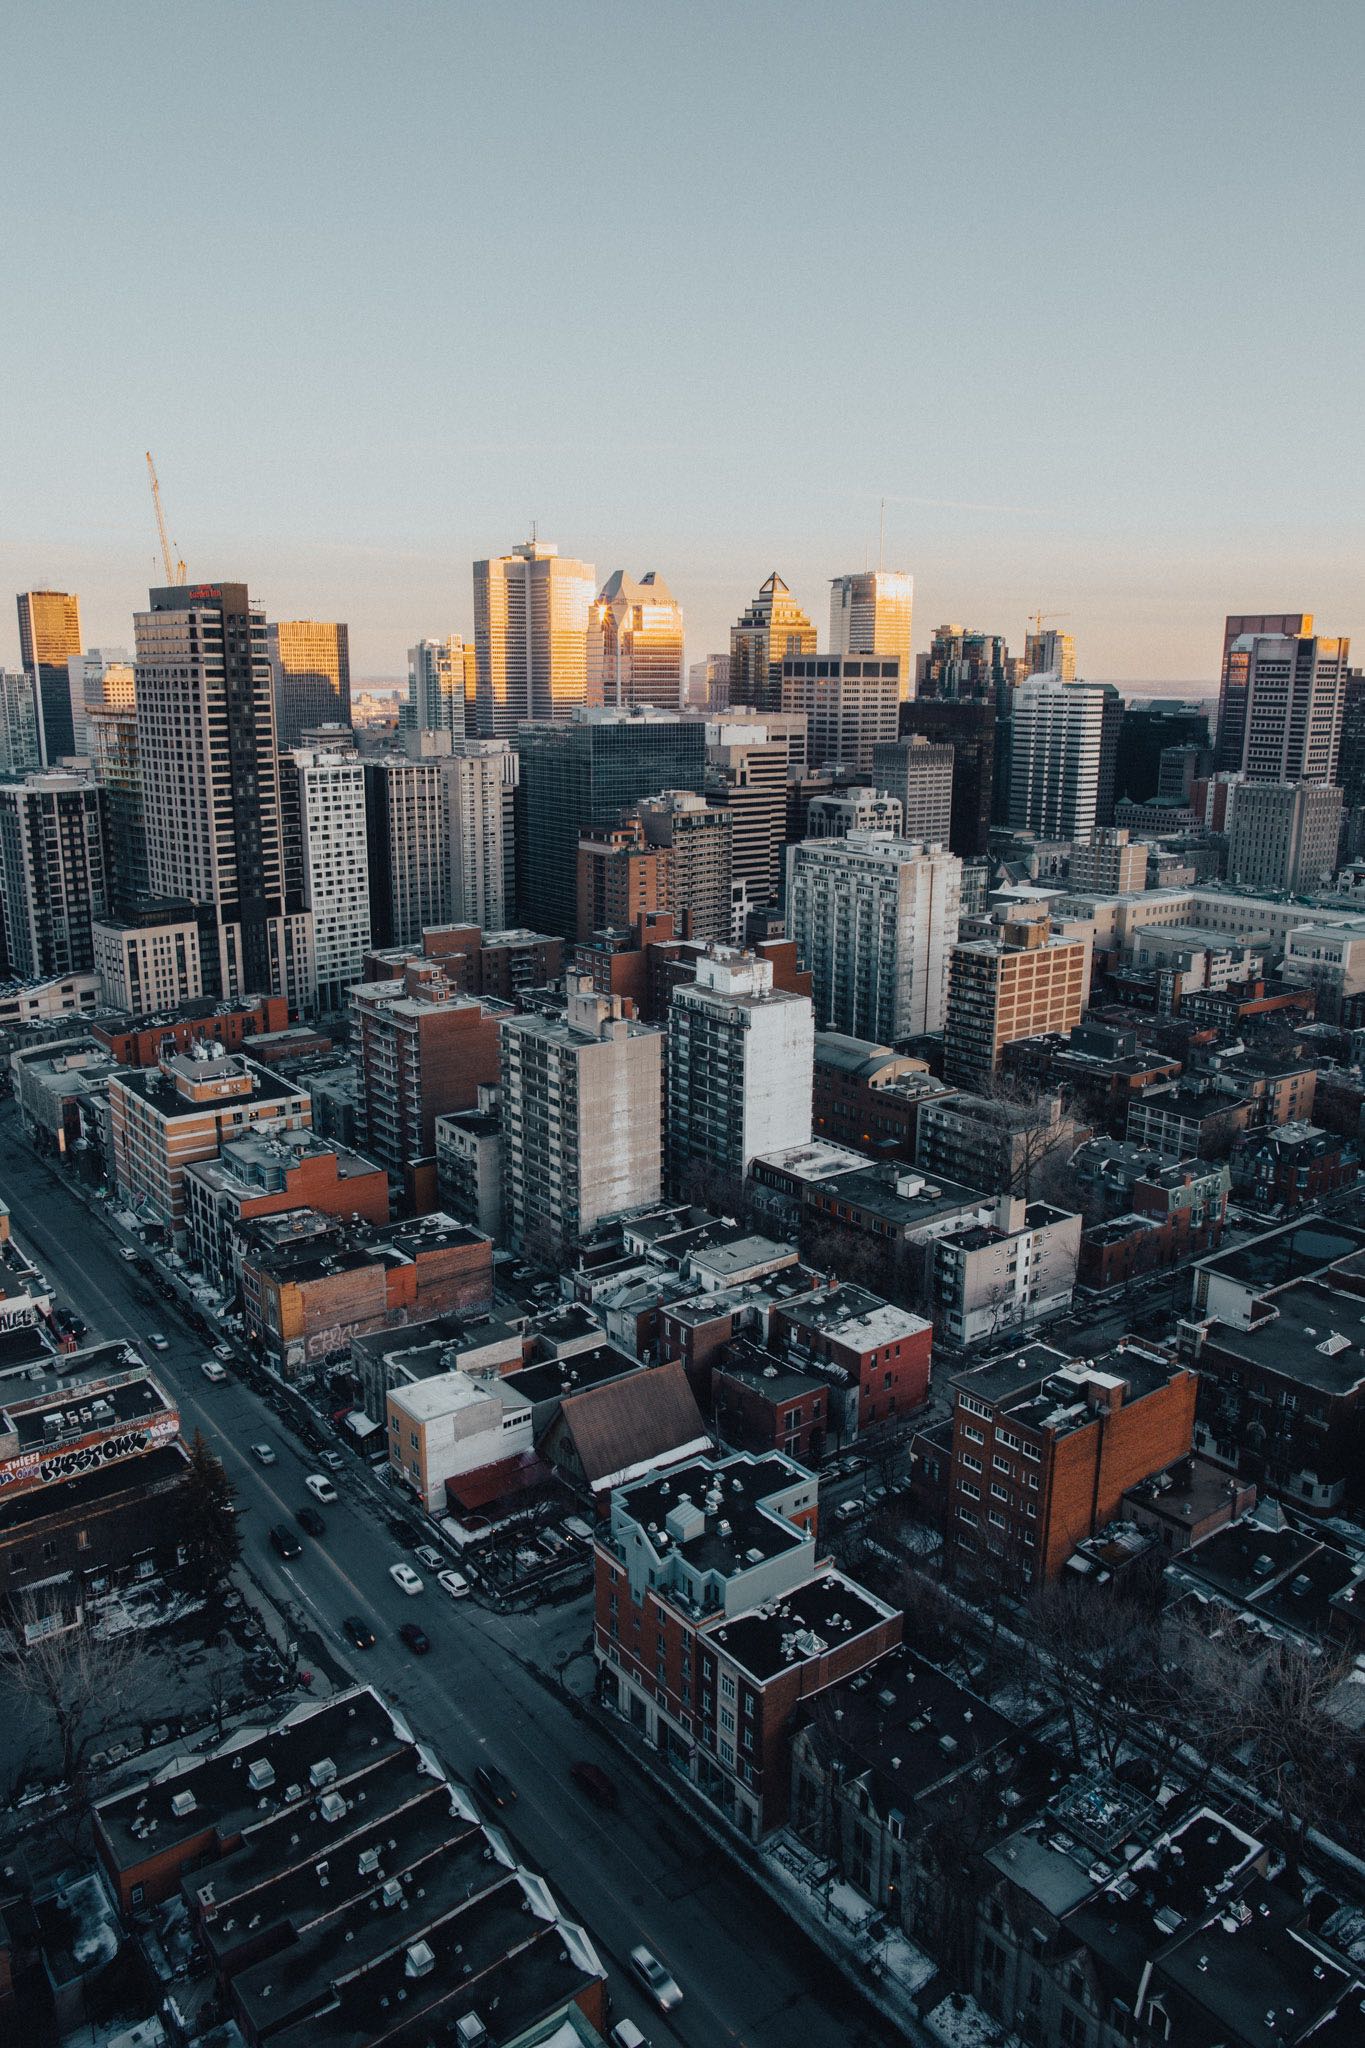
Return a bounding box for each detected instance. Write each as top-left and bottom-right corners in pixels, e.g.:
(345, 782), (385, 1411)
(178, 1429), (241, 1605)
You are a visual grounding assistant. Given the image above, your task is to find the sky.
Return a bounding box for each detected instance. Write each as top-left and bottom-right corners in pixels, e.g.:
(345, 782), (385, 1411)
(3, 0), (1363, 685)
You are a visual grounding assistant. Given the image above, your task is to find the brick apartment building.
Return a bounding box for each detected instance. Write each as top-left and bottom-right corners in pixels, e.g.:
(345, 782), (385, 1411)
(362, 922), (564, 1005)
(712, 1337), (830, 1464)
(1078, 1157), (1229, 1292)
(811, 1031), (953, 1162)
(594, 1451), (900, 1838)
(769, 1285), (933, 1438)
(948, 1340), (1198, 1585)
(1228, 1121), (1355, 1213)
(184, 1127), (390, 1295)
(92, 993), (289, 1069)
(350, 960), (508, 1203)
(238, 1210), (494, 1377)
(658, 1265), (824, 1403)
(573, 909), (812, 1023)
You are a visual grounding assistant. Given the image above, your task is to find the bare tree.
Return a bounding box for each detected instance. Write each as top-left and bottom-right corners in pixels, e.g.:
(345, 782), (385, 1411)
(977, 1074), (1082, 1203)
(0, 1596), (157, 1820)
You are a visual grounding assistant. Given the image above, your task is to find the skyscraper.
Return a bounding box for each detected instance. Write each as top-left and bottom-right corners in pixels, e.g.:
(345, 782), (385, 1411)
(1219, 627), (1349, 784)
(1214, 612), (1312, 773)
(17, 588), (83, 763)
(445, 738), (517, 931)
(362, 750), (449, 948)
(729, 574), (816, 713)
(1095, 682), (1125, 826)
(0, 774), (108, 979)
(896, 697), (996, 857)
(134, 582), (310, 1006)
(917, 624), (1012, 706)
(279, 741), (370, 1012)
(513, 711), (707, 937)
(1025, 625), (1076, 681)
(1226, 781), (1342, 894)
(87, 704), (148, 917)
(779, 655), (902, 771)
(588, 571), (685, 711)
(870, 735), (954, 845)
(0, 670), (42, 779)
(788, 834), (961, 1041)
(1008, 676), (1107, 841)
(666, 947), (813, 1190)
(1114, 700), (1212, 805)
(686, 653), (730, 711)
(637, 789), (734, 941)
(65, 647), (135, 758)
(404, 636), (474, 739)
(473, 538), (595, 735)
(269, 620), (352, 746)
(828, 570), (914, 692)
(704, 719), (793, 914)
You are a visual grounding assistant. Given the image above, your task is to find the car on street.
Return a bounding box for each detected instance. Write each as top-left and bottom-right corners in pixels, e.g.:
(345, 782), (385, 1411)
(296, 1505), (326, 1537)
(387, 1516), (417, 1549)
(834, 1499), (861, 1522)
(147, 1332), (169, 1351)
(304, 1474), (338, 1503)
(201, 1360), (228, 1383)
(119, 1245), (138, 1262)
(414, 1544), (445, 1572)
(342, 1615), (376, 1649)
(610, 2022), (649, 2048)
(318, 1449), (345, 1470)
(629, 1946), (682, 2013)
(213, 1342), (233, 1362)
(437, 1569), (470, 1599)
(252, 1443), (277, 1466)
(269, 1524), (302, 1559)
(569, 1759), (618, 1808)
(473, 1762), (516, 1808)
(398, 1621), (431, 1654)
(389, 1562), (423, 1595)
(867, 1485), (887, 1507)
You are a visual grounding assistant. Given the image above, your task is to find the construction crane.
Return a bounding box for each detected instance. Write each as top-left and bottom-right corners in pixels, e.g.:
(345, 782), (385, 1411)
(1028, 608), (1070, 637)
(145, 451), (186, 585)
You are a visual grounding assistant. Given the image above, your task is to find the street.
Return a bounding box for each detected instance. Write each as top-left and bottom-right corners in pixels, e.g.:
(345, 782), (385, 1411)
(0, 1125), (891, 2048)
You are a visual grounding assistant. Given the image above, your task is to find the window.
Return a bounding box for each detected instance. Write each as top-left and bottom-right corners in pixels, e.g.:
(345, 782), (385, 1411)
(720, 1672), (736, 1700)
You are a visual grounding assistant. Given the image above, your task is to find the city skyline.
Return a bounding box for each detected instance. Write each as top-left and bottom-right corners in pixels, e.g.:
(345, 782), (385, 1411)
(5, 3), (1362, 684)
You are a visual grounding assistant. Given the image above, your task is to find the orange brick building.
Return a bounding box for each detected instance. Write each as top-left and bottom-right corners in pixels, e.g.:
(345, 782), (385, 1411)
(184, 1129), (390, 1294)
(93, 994), (290, 1069)
(948, 1339), (1197, 1586)
(944, 917), (1088, 1091)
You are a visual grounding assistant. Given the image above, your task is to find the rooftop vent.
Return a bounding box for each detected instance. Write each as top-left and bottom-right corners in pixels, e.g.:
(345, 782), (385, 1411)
(171, 1790), (197, 1818)
(248, 1758), (276, 1792)
(381, 1879), (403, 1908)
(309, 1757), (337, 1788)
(405, 1940), (436, 1979)
(358, 1847), (381, 1876)
(318, 1791), (346, 1822)
(455, 2017), (489, 2048)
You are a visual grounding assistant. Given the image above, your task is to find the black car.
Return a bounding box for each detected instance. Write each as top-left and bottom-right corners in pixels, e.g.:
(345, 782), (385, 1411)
(296, 1504), (327, 1537)
(398, 1621), (431, 1655)
(387, 1516), (418, 1550)
(474, 1762), (517, 1808)
(269, 1524), (302, 1559)
(342, 1615), (376, 1649)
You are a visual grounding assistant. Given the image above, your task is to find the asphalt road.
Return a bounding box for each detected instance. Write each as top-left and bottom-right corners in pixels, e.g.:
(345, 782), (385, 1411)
(0, 1127), (893, 2048)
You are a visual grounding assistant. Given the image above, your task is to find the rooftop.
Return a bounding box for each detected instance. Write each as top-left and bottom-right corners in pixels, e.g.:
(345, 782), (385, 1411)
(503, 1344), (639, 1407)
(555, 1357), (709, 1491)
(1201, 1281), (1365, 1396)
(805, 1162), (987, 1231)
(704, 1568), (896, 1683)
(614, 1450), (813, 1579)
(775, 1282), (931, 1355)
(1197, 1218), (1365, 1292)
(799, 1644), (1016, 1810)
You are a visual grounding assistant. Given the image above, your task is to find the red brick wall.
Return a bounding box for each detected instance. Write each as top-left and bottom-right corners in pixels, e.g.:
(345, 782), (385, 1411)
(1039, 1370), (1197, 1577)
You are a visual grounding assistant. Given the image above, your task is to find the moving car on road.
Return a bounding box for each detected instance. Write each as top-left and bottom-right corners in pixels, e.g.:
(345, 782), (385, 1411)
(398, 1621), (431, 1655)
(437, 1569), (470, 1600)
(629, 1947), (682, 2013)
(304, 1474), (338, 1503)
(119, 1245), (138, 1262)
(252, 1443), (277, 1466)
(473, 1762), (516, 1808)
(296, 1505), (326, 1537)
(269, 1524), (302, 1559)
(342, 1615), (376, 1649)
(569, 1759), (618, 1809)
(389, 1562), (423, 1595)
(201, 1360), (228, 1383)
(610, 2022), (649, 2048)
(147, 1332), (169, 1351)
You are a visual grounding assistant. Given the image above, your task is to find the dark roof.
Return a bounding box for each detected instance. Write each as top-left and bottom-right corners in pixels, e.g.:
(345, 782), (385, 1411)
(798, 1645), (1015, 1811)
(704, 1569), (893, 1683)
(503, 1344), (639, 1407)
(444, 1452), (548, 1512)
(0, 1441), (188, 1534)
(1196, 1219), (1365, 1290)
(1200, 1282), (1365, 1396)
(555, 1359), (709, 1488)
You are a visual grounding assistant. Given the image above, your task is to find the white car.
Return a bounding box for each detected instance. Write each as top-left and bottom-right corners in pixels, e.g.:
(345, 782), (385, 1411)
(414, 1544), (445, 1573)
(304, 1474), (338, 1503)
(200, 1360), (228, 1383)
(318, 1450), (345, 1471)
(629, 1946), (682, 2013)
(213, 1342), (233, 1362)
(390, 1563), (423, 1596)
(252, 1443), (276, 1466)
(147, 1333), (169, 1352)
(437, 1569), (470, 1600)
(610, 2023), (649, 2048)
(119, 1246), (139, 1262)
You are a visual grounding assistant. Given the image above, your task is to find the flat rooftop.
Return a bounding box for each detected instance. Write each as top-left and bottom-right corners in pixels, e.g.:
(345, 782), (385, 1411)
(618, 1452), (813, 1580)
(504, 1345), (638, 1406)
(775, 1283), (929, 1353)
(1197, 1217), (1365, 1291)
(0, 1441), (187, 1534)
(807, 1164), (986, 1230)
(1201, 1281), (1365, 1396)
(704, 1568), (895, 1683)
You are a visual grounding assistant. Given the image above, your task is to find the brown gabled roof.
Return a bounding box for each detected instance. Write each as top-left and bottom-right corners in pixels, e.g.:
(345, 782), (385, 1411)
(556, 1359), (711, 1490)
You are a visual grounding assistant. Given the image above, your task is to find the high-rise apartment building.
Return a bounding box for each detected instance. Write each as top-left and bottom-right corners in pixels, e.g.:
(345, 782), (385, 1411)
(404, 636), (473, 740)
(638, 789), (734, 941)
(944, 917), (1087, 1089)
(917, 624), (1012, 705)
(352, 961), (504, 1189)
(829, 569), (914, 690)
(1008, 676), (1108, 841)
(268, 620), (352, 747)
(1214, 612), (1313, 773)
(134, 583), (310, 1007)
(1226, 781), (1342, 894)
(897, 697), (995, 856)
(705, 721), (791, 913)
(0, 774), (109, 980)
(871, 734), (954, 844)
(362, 751), (448, 948)
(1024, 625), (1076, 681)
(686, 653), (730, 711)
(779, 654), (902, 770)
(513, 711), (707, 937)
(666, 946), (814, 1189)
(93, 903), (203, 1014)
(576, 817), (667, 940)
(1068, 827), (1148, 894)
(87, 704), (148, 917)
(0, 670), (42, 778)
(1218, 627), (1350, 784)
(17, 588), (82, 763)
(501, 978), (663, 1265)
(1095, 682), (1125, 826)
(805, 788), (904, 839)
(473, 538), (595, 734)
(65, 647), (135, 758)
(445, 738), (516, 931)
(788, 834), (961, 1041)
(279, 741), (370, 1012)
(588, 571), (685, 712)
(729, 574), (816, 713)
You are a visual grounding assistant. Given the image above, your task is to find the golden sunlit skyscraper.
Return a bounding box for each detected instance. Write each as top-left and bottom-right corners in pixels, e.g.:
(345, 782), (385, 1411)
(587, 570), (685, 711)
(473, 538), (595, 735)
(268, 619), (352, 745)
(1024, 625), (1076, 681)
(829, 569), (914, 695)
(17, 587), (83, 762)
(729, 572), (816, 713)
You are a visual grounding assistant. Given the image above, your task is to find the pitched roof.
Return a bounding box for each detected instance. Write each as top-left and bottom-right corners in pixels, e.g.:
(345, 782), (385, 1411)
(555, 1358), (710, 1491)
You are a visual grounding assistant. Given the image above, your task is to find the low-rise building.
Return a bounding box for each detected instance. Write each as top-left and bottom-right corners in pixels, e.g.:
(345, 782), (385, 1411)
(1228, 1119), (1354, 1213)
(387, 1368), (533, 1514)
(658, 1265), (825, 1403)
(711, 1338), (830, 1464)
(1126, 1080), (1252, 1159)
(1076, 1156), (1228, 1291)
(948, 1339), (1198, 1585)
(594, 1450), (901, 1837)
(768, 1284), (932, 1438)
(91, 992), (291, 1068)
(351, 1311), (523, 1428)
(10, 1036), (129, 1159)
(914, 1088), (1081, 1196)
(540, 1356), (711, 1502)
(1190, 1214), (1365, 1328)
(932, 1196), (1081, 1349)
(183, 1127), (389, 1295)
(811, 1029), (952, 1161)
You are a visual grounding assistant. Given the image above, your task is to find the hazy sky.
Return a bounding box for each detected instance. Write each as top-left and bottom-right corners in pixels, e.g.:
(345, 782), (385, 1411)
(4, 0), (1362, 682)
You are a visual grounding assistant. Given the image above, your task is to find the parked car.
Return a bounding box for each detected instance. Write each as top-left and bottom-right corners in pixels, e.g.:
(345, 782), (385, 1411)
(562, 1516), (594, 1544)
(119, 1245), (138, 1262)
(387, 1517), (418, 1550)
(296, 1505), (326, 1537)
(834, 1499), (861, 1523)
(389, 1563), (423, 1596)
(304, 1474), (338, 1503)
(269, 1524), (302, 1559)
(437, 1569), (470, 1600)
(569, 1759), (618, 1809)
(200, 1360), (228, 1383)
(610, 2022), (649, 2048)
(398, 1621), (431, 1655)
(147, 1332), (169, 1351)
(414, 1544), (445, 1573)
(252, 1443), (276, 1466)
(213, 1341), (234, 1362)
(473, 1762), (516, 1808)
(342, 1615), (376, 1649)
(629, 1947), (682, 2013)
(318, 1449), (345, 1470)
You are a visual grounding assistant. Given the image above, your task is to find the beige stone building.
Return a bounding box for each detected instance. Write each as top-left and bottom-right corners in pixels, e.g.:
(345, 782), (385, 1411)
(944, 917), (1088, 1090)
